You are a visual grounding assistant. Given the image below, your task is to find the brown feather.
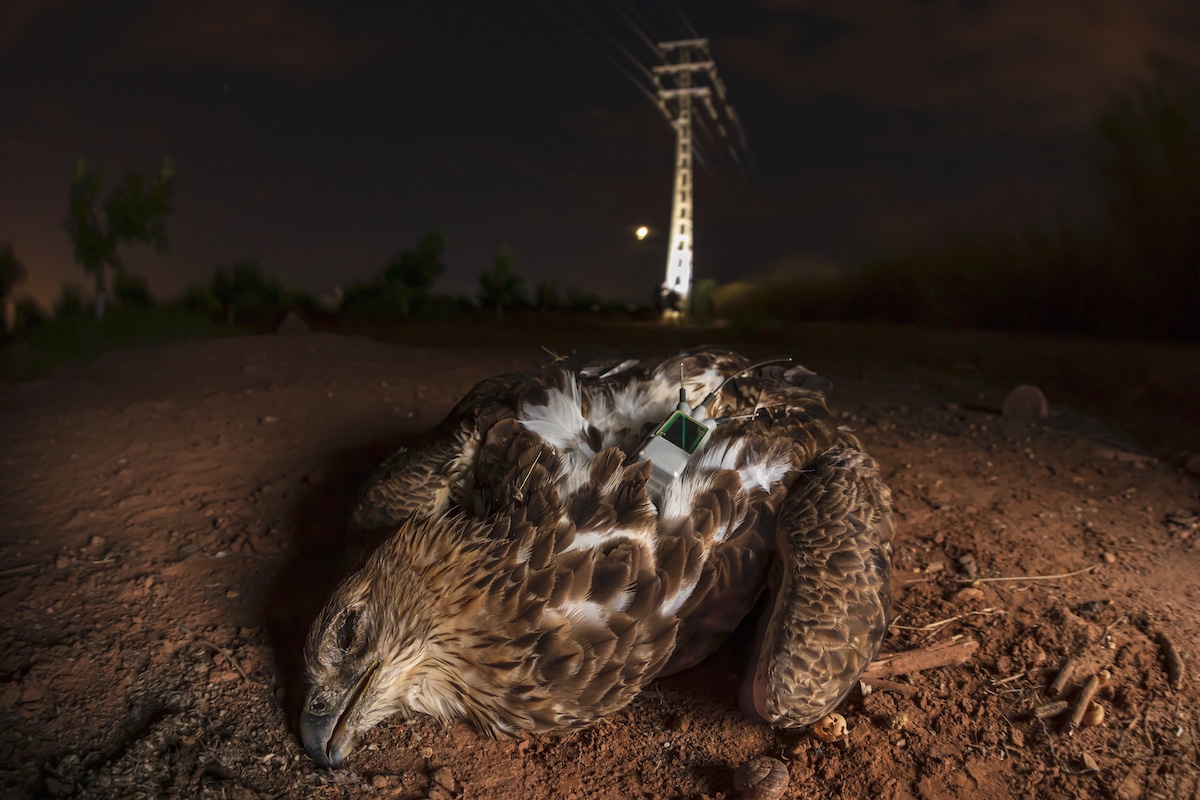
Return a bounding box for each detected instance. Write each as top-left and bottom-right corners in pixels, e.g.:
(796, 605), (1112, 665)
(302, 348), (895, 765)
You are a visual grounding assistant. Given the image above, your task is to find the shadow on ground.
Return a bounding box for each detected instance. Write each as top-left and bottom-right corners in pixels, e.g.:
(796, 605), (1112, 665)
(263, 435), (421, 729)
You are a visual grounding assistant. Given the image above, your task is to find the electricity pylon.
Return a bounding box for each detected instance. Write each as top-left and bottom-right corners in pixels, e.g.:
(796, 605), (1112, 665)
(653, 38), (732, 312)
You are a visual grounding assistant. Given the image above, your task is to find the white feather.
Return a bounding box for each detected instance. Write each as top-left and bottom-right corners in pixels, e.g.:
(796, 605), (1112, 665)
(519, 382), (589, 455)
(560, 528), (654, 556)
(738, 447), (793, 494)
(556, 600), (609, 629)
(660, 572), (701, 617)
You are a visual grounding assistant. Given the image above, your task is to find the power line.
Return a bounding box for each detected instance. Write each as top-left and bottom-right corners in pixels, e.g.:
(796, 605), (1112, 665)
(537, 0), (661, 108)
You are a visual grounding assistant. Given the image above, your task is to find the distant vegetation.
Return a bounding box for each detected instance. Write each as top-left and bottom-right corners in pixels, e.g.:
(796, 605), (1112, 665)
(2, 63), (1196, 381)
(717, 62), (1200, 343)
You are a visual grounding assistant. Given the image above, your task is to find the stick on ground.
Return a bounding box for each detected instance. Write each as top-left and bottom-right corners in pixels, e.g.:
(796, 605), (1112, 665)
(1048, 655), (1079, 698)
(1156, 631), (1186, 691)
(863, 636), (979, 680)
(1065, 674), (1101, 732)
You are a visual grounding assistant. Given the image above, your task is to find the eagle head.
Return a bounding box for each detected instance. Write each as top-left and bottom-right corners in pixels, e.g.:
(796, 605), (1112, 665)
(300, 515), (492, 768)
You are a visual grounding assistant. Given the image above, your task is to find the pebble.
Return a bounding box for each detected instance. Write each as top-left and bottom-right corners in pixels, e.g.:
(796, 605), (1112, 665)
(1001, 385), (1049, 422)
(431, 767), (457, 793)
(1184, 453), (1200, 477)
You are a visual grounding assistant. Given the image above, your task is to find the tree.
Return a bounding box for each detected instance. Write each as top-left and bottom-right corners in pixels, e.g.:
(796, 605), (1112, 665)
(63, 156), (175, 320)
(1097, 61), (1200, 338)
(55, 283), (87, 319)
(113, 271), (154, 310)
(534, 279), (561, 311)
(383, 230), (446, 315)
(690, 277), (718, 322)
(479, 247), (524, 319)
(0, 243), (27, 337)
(210, 259), (284, 325)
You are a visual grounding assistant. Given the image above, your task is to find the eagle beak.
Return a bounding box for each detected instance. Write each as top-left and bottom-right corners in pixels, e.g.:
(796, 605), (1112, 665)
(301, 660), (381, 768)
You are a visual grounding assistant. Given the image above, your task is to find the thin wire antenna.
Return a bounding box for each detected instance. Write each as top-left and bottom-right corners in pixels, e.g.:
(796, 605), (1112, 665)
(699, 356), (794, 410)
(678, 363), (688, 405)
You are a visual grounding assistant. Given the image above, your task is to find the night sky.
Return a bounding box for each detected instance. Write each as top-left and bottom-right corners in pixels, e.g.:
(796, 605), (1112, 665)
(3, 1), (1198, 309)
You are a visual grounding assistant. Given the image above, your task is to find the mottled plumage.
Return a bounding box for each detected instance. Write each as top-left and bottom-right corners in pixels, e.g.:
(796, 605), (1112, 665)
(301, 350), (894, 767)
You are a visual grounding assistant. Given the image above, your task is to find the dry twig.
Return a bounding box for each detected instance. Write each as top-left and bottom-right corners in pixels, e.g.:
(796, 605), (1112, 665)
(0, 563), (40, 578)
(1156, 631), (1186, 691)
(863, 636), (979, 680)
(861, 678), (921, 698)
(959, 564), (1099, 584)
(1065, 674), (1101, 732)
(1030, 700), (1070, 720)
(1048, 656), (1079, 698)
(891, 608), (1005, 632)
(189, 634), (264, 688)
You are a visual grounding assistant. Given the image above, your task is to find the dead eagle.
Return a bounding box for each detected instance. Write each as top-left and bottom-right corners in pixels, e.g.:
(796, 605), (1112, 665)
(301, 349), (894, 767)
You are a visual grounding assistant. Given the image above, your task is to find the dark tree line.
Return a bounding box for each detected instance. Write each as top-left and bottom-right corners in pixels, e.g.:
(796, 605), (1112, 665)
(718, 62), (1200, 342)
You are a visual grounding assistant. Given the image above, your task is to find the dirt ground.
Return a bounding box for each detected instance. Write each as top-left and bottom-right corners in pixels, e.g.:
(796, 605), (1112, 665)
(1, 327), (1198, 800)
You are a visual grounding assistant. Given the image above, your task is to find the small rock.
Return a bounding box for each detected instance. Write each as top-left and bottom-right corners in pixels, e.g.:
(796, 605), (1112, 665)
(1103, 552), (1117, 564)
(371, 775), (389, 789)
(275, 310), (310, 334)
(1184, 453), (1200, 477)
(89, 535), (106, 548)
(1080, 751), (1099, 772)
(0, 682), (21, 709)
(953, 587), (985, 603)
(20, 682), (46, 703)
(1116, 770), (1146, 800)
(44, 777), (71, 797)
(1002, 384), (1049, 422)
(431, 767), (457, 793)
(957, 553), (978, 579)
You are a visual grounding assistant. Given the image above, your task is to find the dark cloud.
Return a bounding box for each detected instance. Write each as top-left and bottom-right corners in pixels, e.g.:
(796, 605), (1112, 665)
(722, 0), (1200, 137)
(0, 0), (70, 53)
(119, 0), (381, 77)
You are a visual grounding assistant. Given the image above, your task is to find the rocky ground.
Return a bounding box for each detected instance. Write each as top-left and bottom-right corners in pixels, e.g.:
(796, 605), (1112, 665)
(1, 325), (1198, 799)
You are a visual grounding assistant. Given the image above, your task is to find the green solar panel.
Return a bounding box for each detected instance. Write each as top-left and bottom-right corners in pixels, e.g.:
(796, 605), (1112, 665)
(655, 410), (709, 454)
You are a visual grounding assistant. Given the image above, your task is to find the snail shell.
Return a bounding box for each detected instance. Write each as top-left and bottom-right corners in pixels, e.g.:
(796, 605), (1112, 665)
(733, 756), (789, 800)
(812, 712), (848, 742)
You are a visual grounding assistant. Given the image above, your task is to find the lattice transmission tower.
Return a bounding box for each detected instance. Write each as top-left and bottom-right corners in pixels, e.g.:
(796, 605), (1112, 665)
(652, 38), (742, 311)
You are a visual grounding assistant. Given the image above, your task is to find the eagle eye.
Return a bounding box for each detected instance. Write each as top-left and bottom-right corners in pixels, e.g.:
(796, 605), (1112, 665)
(337, 609), (362, 653)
